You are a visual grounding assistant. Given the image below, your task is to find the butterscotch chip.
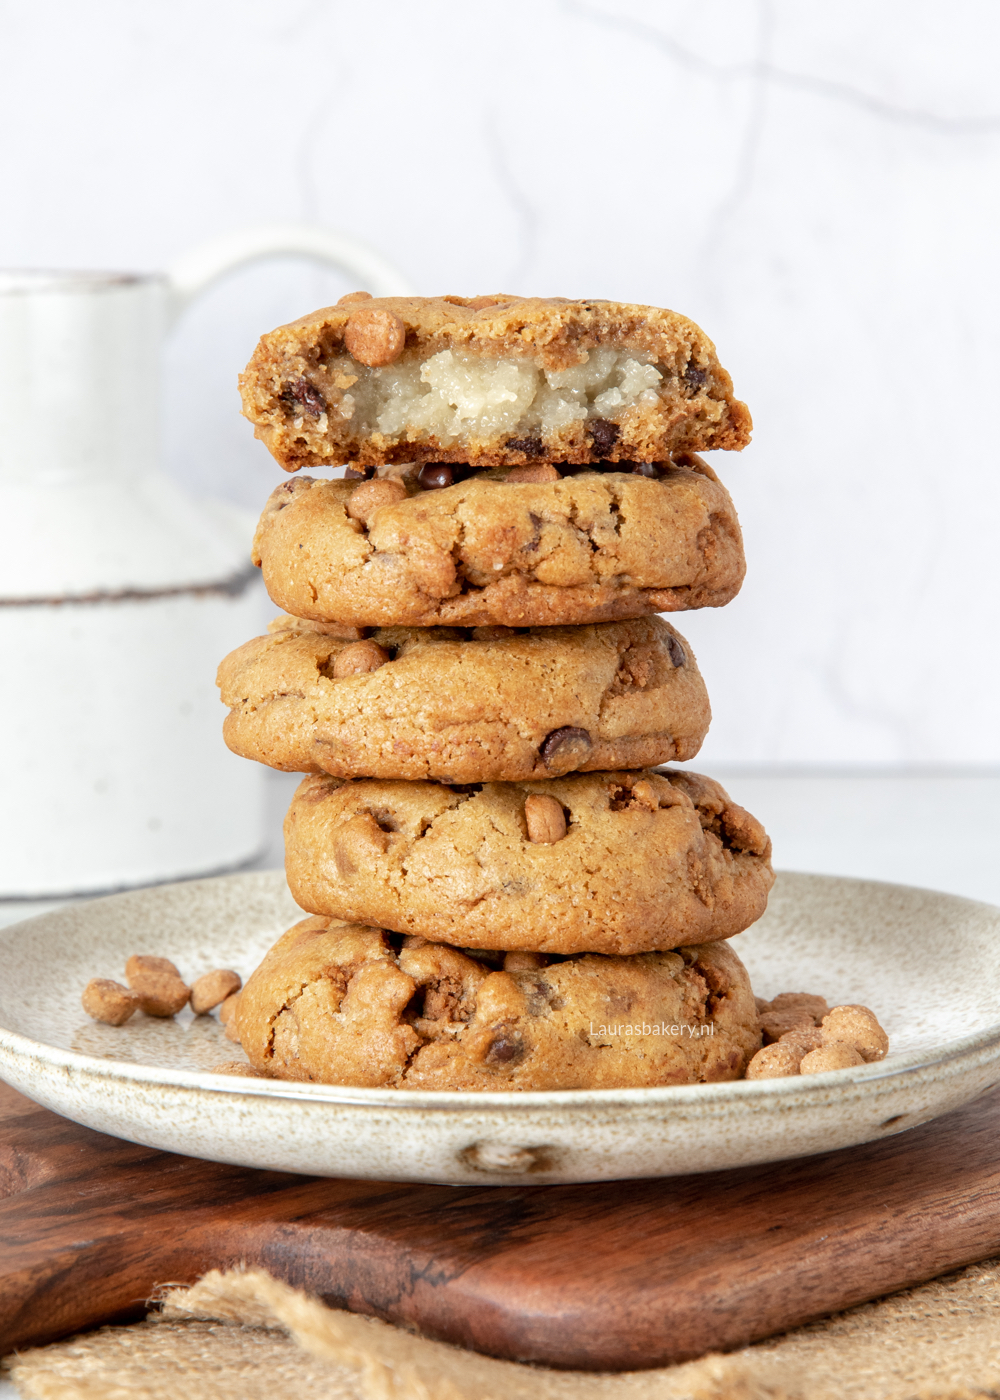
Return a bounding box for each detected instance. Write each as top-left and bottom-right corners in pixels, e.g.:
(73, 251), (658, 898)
(778, 1027), (825, 1055)
(337, 291), (373, 305)
(190, 969), (242, 1015)
(125, 954), (180, 981)
(211, 1060), (263, 1077)
(768, 992), (830, 1021)
(331, 639), (391, 678)
(282, 767), (774, 955)
(503, 951), (547, 971)
(758, 990), (831, 1044)
(249, 463), (745, 628)
(130, 972), (190, 1018)
(235, 918), (761, 1090)
(760, 1008), (816, 1044)
(218, 615), (711, 783)
(345, 476), (408, 524)
(821, 1005), (889, 1062)
(745, 1042), (802, 1079)
(81, 979), (140, 1027)
(524, 794), (566, 844)
(506, 464), (561, 483)
(344, 307), (406, 367)
(239, 296), (750, 473)
(800, 1042), (865, 1075)
(218, 992), (240, 1025)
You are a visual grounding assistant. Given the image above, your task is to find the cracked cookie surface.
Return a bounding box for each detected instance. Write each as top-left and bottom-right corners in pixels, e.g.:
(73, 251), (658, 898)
(217, 614), (710, 783)
(283, 768), (774, 955)
(251, 460), (745, 628)
(239, 295), (751, 472)
(234, 919), (761, 1090)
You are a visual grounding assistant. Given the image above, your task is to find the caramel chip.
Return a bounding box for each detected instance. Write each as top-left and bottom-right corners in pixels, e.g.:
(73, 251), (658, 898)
(524, 794), (567, 845)
(218, 992), (240, 1026)
(745, 1042), (803, 1079)
(190, 969), (242, 1015)
(211, 1060), (262, 1077)
(82, 978), (140, 1027)
(800, 1042), (865, 1075)
(332, 640), (391, 678)
(503, 951), (548, 971)
(133, 973), (190, 1018)
(125, 954), (180, 981)
(821, 1005), (889, 1062)
(506, 464), (561, 483)
(125, 956), (189, 1017)
(345, 476), (407, 525)
(344, 307), (406, 366)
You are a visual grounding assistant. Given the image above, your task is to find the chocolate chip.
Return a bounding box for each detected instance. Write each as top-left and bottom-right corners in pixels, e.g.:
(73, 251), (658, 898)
(684, 365), (708, 392)
(538, 726), (592, 764)
(417, 464), (454, 490)
(506, 436), (544, 456)
(588, 418), (619, 456)
(666, 634), (686, 668)
(280, 378), (327, 417)
(344, 466), (371, 480)
(486, 1035), (523, 1065)
(632, 462), (668, 478)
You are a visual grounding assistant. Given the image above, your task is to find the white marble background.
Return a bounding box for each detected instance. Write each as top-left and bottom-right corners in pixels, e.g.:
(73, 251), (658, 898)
(1, 0), (999, 766)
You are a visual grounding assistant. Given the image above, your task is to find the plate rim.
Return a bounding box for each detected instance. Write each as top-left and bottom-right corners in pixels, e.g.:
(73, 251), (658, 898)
(1, 868), (999, 1114)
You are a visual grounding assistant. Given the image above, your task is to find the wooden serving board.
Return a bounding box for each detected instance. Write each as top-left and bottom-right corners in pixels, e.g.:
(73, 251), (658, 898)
(1, 1078), (1000, 1371)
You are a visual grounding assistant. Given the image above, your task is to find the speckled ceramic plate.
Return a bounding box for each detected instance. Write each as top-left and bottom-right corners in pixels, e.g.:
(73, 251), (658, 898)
(0, 870), (998, 1185)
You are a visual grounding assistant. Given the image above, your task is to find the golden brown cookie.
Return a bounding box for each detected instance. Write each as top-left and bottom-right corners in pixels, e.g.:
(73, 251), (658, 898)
(251, 458), (744, 628)
(239, 295), (751, 472)
(234, 919), (761, 1091)
(217, 614), (711, 783)
(283, 768), (774, 955)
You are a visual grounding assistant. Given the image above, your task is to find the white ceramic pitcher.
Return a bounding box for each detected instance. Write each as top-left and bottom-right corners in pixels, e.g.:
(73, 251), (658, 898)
(0, 225), (412, 900)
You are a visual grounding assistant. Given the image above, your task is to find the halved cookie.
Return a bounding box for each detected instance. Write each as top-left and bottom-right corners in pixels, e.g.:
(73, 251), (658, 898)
(234, 920), (761, 1091)
(239, 295), (751, 472)
(283, 768), (774, 956)
(217, 614), (710, 783)
(251, 458), (744, 628)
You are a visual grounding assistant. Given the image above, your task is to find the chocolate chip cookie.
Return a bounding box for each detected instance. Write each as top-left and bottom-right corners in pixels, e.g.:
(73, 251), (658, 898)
(239, 295), (751, 472)
(234, 918), (761, 1090)
(251, 457), (744, 628)
(217, 614), (710, 783)
(283, 768), (774, 955)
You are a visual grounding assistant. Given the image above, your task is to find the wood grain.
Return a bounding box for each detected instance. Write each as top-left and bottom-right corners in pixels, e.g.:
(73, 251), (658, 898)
(1, 1078), (999, 1370)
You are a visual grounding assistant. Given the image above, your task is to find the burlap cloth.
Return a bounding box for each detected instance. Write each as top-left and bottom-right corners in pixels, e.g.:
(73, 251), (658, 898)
(5, 1256), (1000, 1400)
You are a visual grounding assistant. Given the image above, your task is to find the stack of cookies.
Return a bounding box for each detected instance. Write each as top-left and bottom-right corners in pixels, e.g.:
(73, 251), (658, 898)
(217, 295), (775, 1090)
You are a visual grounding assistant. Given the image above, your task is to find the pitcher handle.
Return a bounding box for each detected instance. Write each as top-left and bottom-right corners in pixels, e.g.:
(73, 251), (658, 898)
(163, 222), (414, 325)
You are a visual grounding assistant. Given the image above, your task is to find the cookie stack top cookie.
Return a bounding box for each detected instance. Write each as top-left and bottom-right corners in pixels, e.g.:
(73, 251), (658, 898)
(219, 293), (774, 1088)
(239, 293), (752, 471)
